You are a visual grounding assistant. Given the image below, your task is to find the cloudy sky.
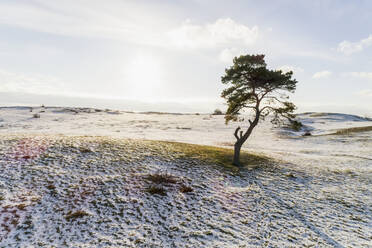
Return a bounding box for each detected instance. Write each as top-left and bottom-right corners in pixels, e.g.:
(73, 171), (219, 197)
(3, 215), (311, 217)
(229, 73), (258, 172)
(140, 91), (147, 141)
(0, 0), (371, 115)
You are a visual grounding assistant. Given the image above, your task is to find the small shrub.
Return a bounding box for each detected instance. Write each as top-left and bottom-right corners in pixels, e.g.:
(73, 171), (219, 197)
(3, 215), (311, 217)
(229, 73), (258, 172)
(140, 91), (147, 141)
(176, 127), (192, 130)
(79, 147), (92, 153)
(33, 113), (40, 118)
(146, 185), (166, 196)
(146, 172), (177, 184)
(288, 120), (303, 131)
(65, 210), (90, 221)
(179, 184), (193, 193)
(302, 132), (312, 136)
(16, 203), (28, 210)
(286, 173), (296, 178)
(46, 184), (56, 190)
(212, 109), (224, 115)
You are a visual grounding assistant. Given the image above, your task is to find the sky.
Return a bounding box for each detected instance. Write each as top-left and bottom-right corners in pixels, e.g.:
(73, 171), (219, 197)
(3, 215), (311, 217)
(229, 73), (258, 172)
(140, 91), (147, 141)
(0, 0), (371, 115)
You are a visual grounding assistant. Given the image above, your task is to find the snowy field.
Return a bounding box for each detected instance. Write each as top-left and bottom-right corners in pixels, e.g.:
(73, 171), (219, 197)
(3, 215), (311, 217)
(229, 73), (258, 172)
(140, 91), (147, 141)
(1, 106), (371, 173)
(0, 106), (371, 247)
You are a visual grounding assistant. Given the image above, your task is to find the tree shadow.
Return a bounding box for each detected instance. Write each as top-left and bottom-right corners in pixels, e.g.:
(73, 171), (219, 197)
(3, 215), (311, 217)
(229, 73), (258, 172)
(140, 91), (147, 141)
(243, 166), (345, 248)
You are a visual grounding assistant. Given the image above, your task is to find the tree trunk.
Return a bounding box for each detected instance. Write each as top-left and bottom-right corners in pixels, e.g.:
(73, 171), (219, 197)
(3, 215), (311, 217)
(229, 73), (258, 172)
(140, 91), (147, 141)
(232, 110), (260, 167)
(233, 142), (242, 166)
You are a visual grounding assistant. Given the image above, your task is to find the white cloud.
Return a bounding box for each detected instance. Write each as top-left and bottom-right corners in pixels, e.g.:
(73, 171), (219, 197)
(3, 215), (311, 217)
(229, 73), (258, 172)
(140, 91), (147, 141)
(312, 70), (332, 79)
(218, 48), (246, 64)
(277, 65), (304, 74)
(218, 48), (235, 64)
(0, 1), (168, 46)
(168, 18), (259, 49)
(348, 72), (372, 80)
(0, 69), (63, 94)
(0, 2), (260, 52)
(337, 34), (372, 55)
(0, 69), (94, 98)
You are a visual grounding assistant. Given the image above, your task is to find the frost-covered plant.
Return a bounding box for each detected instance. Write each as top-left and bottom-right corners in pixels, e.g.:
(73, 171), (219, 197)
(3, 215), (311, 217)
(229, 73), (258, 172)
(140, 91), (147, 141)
(179, 184), (193, 193)
(146, 171), (177, 184)
(65, 210), (90, 221)
(288, 120), (303, 131)
(146, 185), (166, 196)
(212, 109), (224, 115)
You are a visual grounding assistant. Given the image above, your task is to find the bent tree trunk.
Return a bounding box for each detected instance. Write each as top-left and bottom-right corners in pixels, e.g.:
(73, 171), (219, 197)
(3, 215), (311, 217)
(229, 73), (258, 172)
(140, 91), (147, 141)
(232, 117), (259, 166)
(233, 141), (242, 166)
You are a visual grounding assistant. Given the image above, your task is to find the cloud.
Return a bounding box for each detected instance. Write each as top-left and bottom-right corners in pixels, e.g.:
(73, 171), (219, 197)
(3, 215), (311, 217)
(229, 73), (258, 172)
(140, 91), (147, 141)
(0, 69), (63, 94)
(218, 48), (246, 64)
(337, 34), (372, 55)
(277, 65), (304, 74)
(168, 18), (259, 49)
(218, 48), (236, 64)
(347, 72), (372, 80)
(312, 70), (332, 79)
(0, 1), (168, 46)
(0, 69), (95, 98)
(0, 2), (260, 52)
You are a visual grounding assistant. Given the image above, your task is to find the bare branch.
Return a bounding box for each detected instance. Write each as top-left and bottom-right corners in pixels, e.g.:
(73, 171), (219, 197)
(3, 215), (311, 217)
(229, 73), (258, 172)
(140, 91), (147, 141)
(239, 131), (243, 138)
(234, 126), (241, 140)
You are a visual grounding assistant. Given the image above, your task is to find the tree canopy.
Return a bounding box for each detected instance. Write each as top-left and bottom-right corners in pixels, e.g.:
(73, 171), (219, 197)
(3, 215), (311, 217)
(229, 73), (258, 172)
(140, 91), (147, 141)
(221, 54), (297, 124)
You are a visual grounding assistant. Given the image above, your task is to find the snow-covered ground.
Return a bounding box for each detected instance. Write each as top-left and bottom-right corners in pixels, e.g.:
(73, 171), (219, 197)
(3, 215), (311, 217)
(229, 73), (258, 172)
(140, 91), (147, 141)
(1, 106), (371, 173)
(0, 106), (371, 247)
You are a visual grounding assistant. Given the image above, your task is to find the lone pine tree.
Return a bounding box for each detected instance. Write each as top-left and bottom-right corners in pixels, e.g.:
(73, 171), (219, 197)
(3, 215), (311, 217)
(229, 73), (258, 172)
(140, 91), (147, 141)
(221, 54), (298, 166)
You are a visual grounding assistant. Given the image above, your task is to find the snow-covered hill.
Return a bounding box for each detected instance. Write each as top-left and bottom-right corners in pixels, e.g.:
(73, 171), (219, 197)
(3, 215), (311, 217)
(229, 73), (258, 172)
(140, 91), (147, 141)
(1, 106), (371, 173)
(0, 106), (371, 247)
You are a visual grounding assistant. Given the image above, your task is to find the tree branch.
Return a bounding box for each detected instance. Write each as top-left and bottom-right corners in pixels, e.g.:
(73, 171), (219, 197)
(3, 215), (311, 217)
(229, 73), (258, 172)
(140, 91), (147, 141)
(259, 89), (271, 101)
(259, 105), (275, 114)
(265, 96), (286, 104)
(234, 126), (241, 140)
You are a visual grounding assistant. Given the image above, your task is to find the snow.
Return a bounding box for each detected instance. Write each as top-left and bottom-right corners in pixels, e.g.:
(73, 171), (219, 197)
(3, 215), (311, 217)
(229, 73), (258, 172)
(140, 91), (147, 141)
(0, 106), (371, 247)
(1, 106), (371, 173)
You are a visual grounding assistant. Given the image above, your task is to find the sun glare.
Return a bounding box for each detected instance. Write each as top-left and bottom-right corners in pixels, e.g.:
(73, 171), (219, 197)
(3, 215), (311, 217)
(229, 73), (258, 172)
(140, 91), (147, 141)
(123, 53), (165, 100)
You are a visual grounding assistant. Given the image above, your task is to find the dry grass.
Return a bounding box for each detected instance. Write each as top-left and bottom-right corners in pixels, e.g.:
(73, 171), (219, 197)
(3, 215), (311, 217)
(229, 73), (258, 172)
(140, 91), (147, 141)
(143, 140), (271, 170)
(309, 113), (327, 117)
(145, 185), (167, 196)
(332, 126), (372, 135)
(35, 135), (271, 170)
(79, 147), (92, 153)
(65, 210), (90, 221)
(179, 184), (193, 193)
(145, 172), (178, 184)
